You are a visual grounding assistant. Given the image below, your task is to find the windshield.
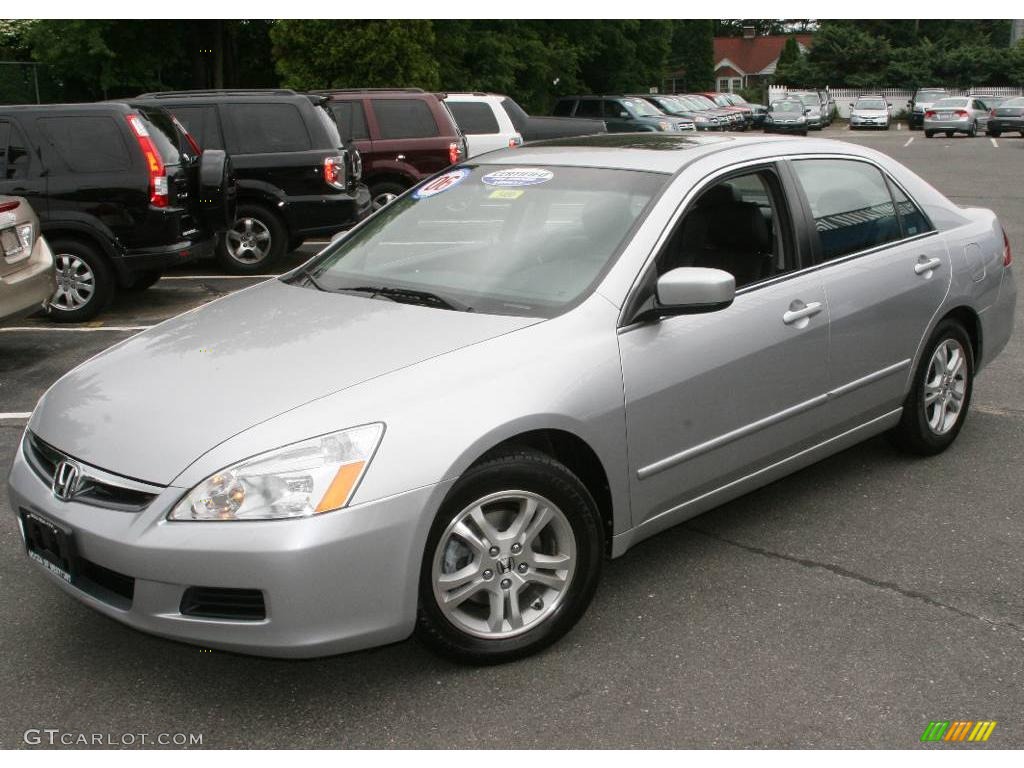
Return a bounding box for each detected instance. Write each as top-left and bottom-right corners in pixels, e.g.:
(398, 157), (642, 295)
(622, 98), (661, 117)
(770, 101), (803, 114)
(933, 98), (969, 109)
(712, 95), (731, 106)
(1004, 97), (1024, 107)
(855, 99), (886, 110)
(688, 95), (718, 110)
(653, 97), (684, 114)
(300, 165), (668, 318)
(917, 90), (947, 101)
(500, 98), (529, 131)
(795, 93), (819, 108)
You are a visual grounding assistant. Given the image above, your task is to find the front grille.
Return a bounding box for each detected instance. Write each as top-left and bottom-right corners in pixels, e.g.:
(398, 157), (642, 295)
(24, 432), (159, 512)
(180, 587), (266, 621)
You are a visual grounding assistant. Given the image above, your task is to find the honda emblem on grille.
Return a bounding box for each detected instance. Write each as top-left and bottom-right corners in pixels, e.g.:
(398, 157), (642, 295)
(52, 460), (81, 502)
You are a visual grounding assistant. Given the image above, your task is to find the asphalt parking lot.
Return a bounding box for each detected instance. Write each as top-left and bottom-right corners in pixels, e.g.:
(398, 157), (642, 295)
(1, 125), (1022, 749)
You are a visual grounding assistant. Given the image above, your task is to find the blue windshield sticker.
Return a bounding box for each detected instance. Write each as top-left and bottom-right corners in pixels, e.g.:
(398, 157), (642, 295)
(413, 168), (470, 199)
(481, 167), (554, 187)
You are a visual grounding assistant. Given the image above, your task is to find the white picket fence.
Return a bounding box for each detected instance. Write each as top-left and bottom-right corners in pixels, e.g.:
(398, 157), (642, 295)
(768, 85), (1024, 119)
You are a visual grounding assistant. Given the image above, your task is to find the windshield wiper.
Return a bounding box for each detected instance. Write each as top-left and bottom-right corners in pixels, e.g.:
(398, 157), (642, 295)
(342, 285), (472, 312)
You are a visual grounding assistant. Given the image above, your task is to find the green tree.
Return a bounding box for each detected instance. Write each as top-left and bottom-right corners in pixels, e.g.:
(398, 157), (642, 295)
(271, 20), (439, 90)
(669, 20), (714, 91)
(776, 36), (801, 69)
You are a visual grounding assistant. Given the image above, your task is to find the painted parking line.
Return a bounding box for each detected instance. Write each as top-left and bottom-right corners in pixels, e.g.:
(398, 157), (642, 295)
(990, 138), (999, 148)
(0, 325), (151, 333)
(0, 412), (32, 420)
(903, 137), (914, 147)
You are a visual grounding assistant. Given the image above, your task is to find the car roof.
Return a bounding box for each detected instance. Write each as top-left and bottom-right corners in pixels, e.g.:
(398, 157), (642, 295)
(0, 102), (136, 113)
(475, 133), (877, 174)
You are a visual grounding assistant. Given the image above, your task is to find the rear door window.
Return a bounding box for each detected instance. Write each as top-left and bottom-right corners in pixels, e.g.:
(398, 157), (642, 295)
(169, 105), (223, 150)
(371, 98), (439, 140)
(38, 115), (131, 173)
(223, 103), (312, 154)
(791, 159), (903, 261)
(329, 101), (370, 141)
(889, 182), (933, 238)
(575, 100), (602, 118)
(448, 102), (501, 135)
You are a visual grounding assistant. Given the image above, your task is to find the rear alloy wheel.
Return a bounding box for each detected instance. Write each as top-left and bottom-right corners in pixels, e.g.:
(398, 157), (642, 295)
(889, 319), (974, 456)
(220, 205), (286, 273)
(416, 448), (603, 664)
(47, 238), (114, 323)
(369, 181), (407, 212)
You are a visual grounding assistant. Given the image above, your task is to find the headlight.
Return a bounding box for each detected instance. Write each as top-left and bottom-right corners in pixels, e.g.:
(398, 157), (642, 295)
(169, 423), (384, 521)
(695, 116), (708, 123)
(657, 120), (669, 131)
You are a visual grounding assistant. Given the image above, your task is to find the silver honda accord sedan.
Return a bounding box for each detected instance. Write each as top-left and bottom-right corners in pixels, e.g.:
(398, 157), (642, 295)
(8, 134), (1016, 664)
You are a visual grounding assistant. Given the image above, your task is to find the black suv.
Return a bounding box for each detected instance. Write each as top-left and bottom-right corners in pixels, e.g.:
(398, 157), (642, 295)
(135, 89), (370, 272)
(0, 102), (233, 321)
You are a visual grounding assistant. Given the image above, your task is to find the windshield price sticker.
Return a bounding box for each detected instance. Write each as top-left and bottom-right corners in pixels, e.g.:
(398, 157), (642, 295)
(489, 189), (525, 200)
(481, 168), (554, 187)
(413, 168), (470, 199)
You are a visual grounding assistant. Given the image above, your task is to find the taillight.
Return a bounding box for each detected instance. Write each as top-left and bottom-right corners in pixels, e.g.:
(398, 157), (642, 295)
(509, 135), (523, 148)
(954, 110), (968, 118)
(125, 114), (168, 208)
(0, 199), (19, 214)
(1003, 227), (1012, 267)
(990, 109), (997, 118)
(323, 155), (346, 190)
(448, 142), (460, 165)
(924, 110), (936, 119)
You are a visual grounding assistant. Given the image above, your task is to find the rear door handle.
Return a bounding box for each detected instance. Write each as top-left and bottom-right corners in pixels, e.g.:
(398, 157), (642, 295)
(914, 256), (943, 275)
(782, 300), (823, 326)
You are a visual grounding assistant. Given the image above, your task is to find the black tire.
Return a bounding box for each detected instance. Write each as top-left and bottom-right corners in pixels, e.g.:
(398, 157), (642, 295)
(198, 149), (237, 232)
(369, 181), (407, 212)
(217, 204), (287, 273)
(924, 130), (935, 138)
(287, 236), (305, 253)
(945, 131), (955, 138)
(415, 447), (604, 665)
(46, 237), (114, 323)
(888, 319), (974, 456)
(968, 121), (978, 137)
(120, 269), (162, 292)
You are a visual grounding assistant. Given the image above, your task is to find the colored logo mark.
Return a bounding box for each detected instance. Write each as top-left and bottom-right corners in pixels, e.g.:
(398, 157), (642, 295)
(920, 720), (997, 743)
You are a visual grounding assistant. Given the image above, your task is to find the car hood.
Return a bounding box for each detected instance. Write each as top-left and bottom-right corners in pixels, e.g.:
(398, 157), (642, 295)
(30, 279), (538, 485)
(852, 109), (888, 117)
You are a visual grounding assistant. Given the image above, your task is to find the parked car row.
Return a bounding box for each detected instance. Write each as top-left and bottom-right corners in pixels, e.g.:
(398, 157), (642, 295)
(0, 86), (616, 321)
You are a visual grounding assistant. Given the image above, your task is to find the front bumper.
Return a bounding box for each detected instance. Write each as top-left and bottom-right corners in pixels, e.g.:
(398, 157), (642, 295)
(0, 235), (55, 322)
(8, 440), (450, 658)
(850, 116), (890, 129)
(764, 122), (807, 134)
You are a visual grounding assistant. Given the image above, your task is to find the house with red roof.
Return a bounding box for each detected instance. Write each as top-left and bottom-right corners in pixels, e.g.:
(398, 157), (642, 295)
(713, 27), (814, 93)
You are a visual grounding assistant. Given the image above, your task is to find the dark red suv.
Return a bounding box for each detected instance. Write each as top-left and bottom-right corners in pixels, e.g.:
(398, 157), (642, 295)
(315, 88), (466, 210)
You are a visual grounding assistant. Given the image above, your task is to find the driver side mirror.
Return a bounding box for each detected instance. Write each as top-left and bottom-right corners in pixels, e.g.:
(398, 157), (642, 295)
(805, 108), (812, 115)
(640, 267), (735, 322)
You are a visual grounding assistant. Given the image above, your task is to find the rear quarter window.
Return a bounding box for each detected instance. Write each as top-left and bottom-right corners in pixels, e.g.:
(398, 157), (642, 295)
(447, 102), (501, 135)
(38, 115), (131, 173)
(169, 105), (223, 150)
(552, 100), (574, 117)
(371, 98), (439, 140)
(328, 101), (370, 141)
(223, 102), (312, 154)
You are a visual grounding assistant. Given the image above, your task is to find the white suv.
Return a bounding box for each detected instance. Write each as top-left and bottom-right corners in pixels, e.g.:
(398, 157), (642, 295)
(444, 93), (523, 158)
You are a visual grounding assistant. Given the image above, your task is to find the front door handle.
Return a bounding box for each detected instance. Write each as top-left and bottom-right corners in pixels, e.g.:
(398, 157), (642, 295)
(782, 300), (823, 326)
(914, 256), (943, 275)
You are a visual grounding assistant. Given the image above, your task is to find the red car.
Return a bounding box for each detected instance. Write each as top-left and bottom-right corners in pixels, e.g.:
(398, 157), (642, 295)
(696, 92), (753, 130)
(316, 88), (467, 211)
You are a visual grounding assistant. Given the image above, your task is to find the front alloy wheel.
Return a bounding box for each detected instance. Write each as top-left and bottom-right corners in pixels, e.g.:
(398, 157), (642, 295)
(416, 447), (603, 664)
(432, 491), (577, 639)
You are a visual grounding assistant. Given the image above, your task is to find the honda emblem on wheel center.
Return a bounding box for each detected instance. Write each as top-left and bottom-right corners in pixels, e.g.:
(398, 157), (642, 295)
(52, 460), (81, 502)
(496, 557), (515, 575)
